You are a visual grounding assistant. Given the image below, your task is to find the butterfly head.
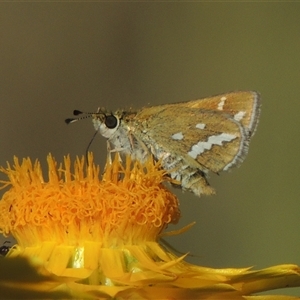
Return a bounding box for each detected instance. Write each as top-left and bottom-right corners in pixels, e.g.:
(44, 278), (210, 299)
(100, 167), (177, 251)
(92, 111), (121, 138)
(65, 108), (122, 138)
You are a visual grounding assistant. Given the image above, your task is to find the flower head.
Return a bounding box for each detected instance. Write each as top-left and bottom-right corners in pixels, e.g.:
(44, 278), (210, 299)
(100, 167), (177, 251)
(0, 153), (179, 249)
(0, 153), (300, 299)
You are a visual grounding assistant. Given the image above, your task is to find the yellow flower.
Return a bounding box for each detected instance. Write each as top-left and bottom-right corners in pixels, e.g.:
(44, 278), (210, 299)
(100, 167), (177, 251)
(0, 153), (300, 299)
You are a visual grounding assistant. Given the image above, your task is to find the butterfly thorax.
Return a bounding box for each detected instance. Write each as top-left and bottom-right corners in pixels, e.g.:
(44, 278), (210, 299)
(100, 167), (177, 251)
(92, 110), (150, 162)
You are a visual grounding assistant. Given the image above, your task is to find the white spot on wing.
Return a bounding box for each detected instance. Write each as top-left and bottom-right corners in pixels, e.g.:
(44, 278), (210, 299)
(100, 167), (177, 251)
(196, 123), (206, 129)
(188, 133), (236, 159)
(171, 132), (184, 140)
(217, 96), (227, 110)
(234, 111), (246, 122)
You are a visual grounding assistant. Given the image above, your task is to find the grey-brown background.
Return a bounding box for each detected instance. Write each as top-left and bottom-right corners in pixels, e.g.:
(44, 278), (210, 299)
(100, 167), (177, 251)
(1, 3), (300, 296)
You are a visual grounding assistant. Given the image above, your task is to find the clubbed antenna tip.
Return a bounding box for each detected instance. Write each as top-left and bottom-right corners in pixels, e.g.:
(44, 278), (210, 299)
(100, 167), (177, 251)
(65, 118), (77, 124)
(73, 110), (83, 116)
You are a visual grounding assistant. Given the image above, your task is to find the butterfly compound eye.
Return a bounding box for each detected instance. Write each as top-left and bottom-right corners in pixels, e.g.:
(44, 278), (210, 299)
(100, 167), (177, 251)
(105, 115), (118, 129)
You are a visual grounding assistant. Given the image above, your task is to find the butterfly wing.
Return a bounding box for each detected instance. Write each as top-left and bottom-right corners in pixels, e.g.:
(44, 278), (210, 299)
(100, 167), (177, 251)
(133, 98), (251, 174)
(184, 91), (260, 136)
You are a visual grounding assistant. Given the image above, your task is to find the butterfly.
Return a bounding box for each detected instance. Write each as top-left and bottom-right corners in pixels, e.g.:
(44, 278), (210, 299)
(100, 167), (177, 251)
(66, 91), (261, 197)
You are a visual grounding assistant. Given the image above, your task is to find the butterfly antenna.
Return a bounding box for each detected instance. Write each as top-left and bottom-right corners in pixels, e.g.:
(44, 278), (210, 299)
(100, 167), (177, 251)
(65, 110), (96, 124)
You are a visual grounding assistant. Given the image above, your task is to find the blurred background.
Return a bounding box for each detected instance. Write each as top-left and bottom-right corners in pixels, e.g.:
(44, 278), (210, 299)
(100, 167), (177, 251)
(1, 3), (300, 296)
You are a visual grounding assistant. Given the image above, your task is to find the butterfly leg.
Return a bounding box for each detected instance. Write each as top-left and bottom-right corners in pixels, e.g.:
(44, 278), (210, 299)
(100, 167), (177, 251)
(128, 131), (151, 162)
(106, 141), (125, 163)
(106, 141), (113, 165)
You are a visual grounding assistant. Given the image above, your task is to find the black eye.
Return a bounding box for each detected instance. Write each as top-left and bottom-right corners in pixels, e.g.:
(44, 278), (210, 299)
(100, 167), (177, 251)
(105, 115), (118, 129)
